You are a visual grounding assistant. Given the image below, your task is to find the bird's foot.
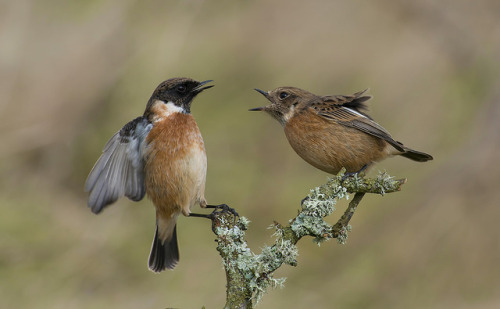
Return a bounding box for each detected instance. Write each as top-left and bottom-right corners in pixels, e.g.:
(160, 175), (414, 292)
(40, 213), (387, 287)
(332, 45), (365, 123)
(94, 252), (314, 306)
(205, 204), (239, 217)
(341, 164), (368, 183)
(301, 196), (310, 207)
(205, 204), (239, 233)
(189, 204), (239, 219)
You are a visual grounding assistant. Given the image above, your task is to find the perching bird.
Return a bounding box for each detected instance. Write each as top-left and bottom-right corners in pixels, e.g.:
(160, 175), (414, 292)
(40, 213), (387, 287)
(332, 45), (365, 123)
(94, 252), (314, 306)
(85, 77), (213, 272)
(250, 87), (432, 175)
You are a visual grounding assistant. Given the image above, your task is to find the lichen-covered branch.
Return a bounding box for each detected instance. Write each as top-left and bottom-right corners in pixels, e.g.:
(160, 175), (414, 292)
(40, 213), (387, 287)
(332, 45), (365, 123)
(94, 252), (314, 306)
(210, 169), (406, 309)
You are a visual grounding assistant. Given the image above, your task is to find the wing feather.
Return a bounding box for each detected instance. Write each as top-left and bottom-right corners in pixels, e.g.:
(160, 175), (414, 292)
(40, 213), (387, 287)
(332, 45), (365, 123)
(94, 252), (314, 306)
(311, 91), (405, 152)
(85, 116), (152, 213)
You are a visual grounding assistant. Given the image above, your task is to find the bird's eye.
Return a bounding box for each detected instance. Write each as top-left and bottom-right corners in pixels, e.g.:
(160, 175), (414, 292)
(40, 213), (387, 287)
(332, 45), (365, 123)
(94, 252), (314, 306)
(176, 85), (187, 93)
(279, 92), (289, 100)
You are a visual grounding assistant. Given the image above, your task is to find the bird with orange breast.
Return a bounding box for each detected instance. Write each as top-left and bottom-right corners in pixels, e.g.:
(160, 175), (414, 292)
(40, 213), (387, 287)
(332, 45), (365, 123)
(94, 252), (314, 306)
(85, 77), (214, 272)
(250, 87), (433, 175)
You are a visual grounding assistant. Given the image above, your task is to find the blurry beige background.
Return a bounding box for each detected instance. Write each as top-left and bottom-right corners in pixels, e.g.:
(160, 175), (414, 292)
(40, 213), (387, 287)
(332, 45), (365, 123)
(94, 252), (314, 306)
(1, 0), (499, 308)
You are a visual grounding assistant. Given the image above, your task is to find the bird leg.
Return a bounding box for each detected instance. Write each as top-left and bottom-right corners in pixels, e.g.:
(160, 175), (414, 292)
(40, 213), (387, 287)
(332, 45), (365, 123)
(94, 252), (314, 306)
(189, 204), (239, 233)
(205, 204), (240, 217)
(341, 164), (368, 183)
(188, 213), (212, 219)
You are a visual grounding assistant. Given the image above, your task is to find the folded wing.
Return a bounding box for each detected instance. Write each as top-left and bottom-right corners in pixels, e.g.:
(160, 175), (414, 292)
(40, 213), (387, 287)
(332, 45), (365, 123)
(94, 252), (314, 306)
(313, 91), (405, 152)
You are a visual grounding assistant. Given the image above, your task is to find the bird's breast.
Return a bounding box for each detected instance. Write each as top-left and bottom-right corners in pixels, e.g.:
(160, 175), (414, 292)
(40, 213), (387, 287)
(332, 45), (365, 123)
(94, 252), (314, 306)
(284, 111), (387, 173)
(145, 113), (206, 158)
(143, 112), (207, 215)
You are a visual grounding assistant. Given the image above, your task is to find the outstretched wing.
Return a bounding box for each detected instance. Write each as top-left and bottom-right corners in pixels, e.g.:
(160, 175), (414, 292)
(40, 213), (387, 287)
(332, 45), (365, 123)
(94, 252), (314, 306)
(85, 116), (153, 214)
(311, 90), (405, 152)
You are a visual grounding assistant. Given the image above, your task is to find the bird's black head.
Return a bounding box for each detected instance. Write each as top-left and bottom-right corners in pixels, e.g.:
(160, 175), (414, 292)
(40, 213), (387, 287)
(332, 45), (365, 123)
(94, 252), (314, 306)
(145, 77), (213, 118)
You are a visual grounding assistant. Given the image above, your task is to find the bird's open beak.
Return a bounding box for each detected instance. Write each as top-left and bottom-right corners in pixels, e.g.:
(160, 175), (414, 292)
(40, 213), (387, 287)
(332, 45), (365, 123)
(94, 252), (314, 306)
(194, 80), (214, 93)
(249, 88), (270, 111)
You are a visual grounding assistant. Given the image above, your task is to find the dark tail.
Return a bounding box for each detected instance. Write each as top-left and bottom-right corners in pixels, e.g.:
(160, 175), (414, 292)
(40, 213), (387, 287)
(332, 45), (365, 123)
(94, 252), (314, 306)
(400, 147), (433, 162)
(148, 225), (179, 272)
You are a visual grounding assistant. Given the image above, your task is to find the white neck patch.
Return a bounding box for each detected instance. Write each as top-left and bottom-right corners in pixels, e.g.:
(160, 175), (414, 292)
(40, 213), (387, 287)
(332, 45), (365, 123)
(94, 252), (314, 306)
(151, 100), (185, 122)
(283, 105), (295, 123)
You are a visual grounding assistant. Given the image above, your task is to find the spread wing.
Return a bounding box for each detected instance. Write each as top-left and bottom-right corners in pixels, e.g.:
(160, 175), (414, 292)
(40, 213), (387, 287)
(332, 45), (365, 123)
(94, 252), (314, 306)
(85, 116), (153, 214)
(311, 90), (405, 152)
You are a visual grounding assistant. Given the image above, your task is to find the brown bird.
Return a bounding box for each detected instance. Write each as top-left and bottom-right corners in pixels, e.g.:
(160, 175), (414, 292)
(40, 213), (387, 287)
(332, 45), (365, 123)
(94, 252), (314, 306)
(85, 77), (214, 272)
(250, 87), (432, 175)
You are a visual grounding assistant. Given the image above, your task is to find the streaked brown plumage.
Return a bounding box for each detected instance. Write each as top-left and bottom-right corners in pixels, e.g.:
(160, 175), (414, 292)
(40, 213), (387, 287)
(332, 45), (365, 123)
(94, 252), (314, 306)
(250, 87), (432, 174)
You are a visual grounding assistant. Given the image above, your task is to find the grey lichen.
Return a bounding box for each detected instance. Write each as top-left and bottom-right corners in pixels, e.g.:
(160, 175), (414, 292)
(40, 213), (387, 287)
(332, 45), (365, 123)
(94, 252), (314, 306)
(213, 214), (293, 307)
(335, 224), (352, 245)
(290, 179), (348, 243)
(211, 169), (406, 308)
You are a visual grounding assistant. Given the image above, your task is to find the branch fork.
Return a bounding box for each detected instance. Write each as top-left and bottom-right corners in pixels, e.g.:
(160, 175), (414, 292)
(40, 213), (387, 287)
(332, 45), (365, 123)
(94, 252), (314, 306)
(210, 169), (406, 309)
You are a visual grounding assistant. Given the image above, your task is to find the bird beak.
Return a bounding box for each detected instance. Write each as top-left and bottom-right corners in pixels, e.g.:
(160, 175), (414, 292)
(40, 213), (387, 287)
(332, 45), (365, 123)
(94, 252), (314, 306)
(194, 80), (214, 93)
(254, 88), (270, 99)
(249, 88), (271, 111)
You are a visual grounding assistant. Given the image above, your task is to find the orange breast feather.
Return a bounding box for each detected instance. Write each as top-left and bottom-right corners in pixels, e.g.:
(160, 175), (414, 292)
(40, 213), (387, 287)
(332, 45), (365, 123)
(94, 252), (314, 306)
(284, 111), (387, 174)
(144, 113), (207, 219)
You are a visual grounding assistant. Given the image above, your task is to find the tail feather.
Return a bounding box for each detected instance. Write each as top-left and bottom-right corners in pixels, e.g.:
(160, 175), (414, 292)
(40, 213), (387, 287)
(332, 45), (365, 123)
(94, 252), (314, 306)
(400, 147), (433, 162)
(148, 225), (179, 272)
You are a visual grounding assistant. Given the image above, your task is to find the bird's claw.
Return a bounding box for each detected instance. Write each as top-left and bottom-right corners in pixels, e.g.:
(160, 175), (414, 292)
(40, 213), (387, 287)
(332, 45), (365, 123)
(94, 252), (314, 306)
(206, 204), (239, 233)
(301, 196), (310, 207)
(341, 165), (368, 184)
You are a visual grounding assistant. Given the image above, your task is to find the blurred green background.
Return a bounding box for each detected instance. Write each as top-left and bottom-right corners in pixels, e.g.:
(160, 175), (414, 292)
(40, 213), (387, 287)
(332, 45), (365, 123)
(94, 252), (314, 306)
(1, 0), (499, 308)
